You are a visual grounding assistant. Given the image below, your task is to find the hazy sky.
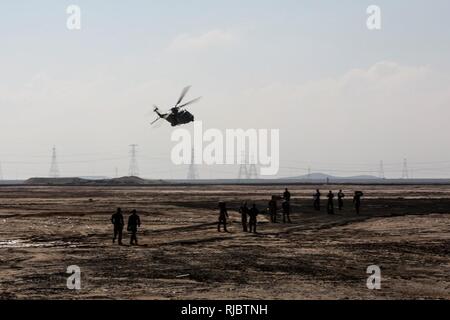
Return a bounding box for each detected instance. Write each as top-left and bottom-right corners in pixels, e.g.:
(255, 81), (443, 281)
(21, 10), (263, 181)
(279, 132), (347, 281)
(1, 0), (450, 179)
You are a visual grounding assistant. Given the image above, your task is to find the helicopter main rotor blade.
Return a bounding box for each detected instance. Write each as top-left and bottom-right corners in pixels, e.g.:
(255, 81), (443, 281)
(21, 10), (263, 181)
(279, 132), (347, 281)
(175, 86), (191, 107)
(177, 96), (202, 109)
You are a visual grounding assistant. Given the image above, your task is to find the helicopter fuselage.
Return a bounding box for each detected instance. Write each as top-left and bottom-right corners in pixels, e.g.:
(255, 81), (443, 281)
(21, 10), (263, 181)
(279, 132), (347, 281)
(151, 85), (200, 127)
(165, 109), (195, 127)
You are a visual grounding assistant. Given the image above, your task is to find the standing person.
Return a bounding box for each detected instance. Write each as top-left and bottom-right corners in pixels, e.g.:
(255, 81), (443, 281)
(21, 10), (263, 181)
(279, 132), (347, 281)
(338, 190), (345, 211)
(127, 209), (141, 245)
(353, 191), (364, 215)
(327, 191), (335, 215)
(268, 196), (277, 223)
(313, 189), (321, 211)
(239, 202), (249, 232)
(282, 200), (292, 223)
(111, 208), (124, 245)
(283, 188), (291, 202)
(248, 203), (259, 233)
(217, 202), (229, 232)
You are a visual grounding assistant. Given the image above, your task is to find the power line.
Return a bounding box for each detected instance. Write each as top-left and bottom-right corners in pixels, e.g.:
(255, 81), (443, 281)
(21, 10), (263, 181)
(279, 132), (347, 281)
(187, 148), (199, 180)
(402, 158), (409, 179)
(378, 160), (385, 179)
(128, 144), (139, 177)
(248, 154), (258, 179)
(49, 146), (60, 178)
(237, 150), (249, 180)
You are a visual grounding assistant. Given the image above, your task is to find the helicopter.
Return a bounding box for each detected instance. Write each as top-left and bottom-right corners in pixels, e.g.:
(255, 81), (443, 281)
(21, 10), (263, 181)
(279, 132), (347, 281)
(151, 86), (202, 127)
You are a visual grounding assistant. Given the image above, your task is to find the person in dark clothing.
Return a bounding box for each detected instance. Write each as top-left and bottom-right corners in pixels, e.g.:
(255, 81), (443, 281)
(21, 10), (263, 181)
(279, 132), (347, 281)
(338, 190), (345, 211)
(353, 191), (364, 215)
(282, 200), (292, 223)
(127, 209), (141, 245)
(283, 188), (291, 202)
(248, 204), (259, 233)
(327, 191), (335, 215)
(111, 207), (124, 245)
(239, 202), (249, 232)
(268, 196), (277, 223)
(218, 202), (229, 232)
(313, 189), (321, 211)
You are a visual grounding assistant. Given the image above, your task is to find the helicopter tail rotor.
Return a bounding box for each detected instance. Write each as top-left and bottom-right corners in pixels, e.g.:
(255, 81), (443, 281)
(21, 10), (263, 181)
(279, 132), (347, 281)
(150, 105), (164, 126)
(151, 117), (162, 125)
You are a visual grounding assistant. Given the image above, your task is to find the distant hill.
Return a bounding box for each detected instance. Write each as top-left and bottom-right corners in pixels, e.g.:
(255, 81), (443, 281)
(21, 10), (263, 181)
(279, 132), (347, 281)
(25, 177), (88, 185)
(24, 176), (168, 186)
(16, 175), (450, 186)
(0, 180), (25, 185)
(97, 176), (168, 185)
(78, 176), (111, 180)
(287, 173), (382, 181)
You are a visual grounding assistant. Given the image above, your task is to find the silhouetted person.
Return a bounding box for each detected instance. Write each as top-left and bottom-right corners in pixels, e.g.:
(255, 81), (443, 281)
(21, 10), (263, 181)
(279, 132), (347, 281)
(313, 189), (321, 211)
(111, 207), (124, 245)
(353, 191), (364, 215)
(282, 201), (292, 223)
(218, 202), (229, 232)
(127, 209), (141, 245)
(248, 204), (259, 233)
(268, 196), (277, 223)
(327, 191), (335, 215)
(283, 188), (291, 202)
(338, 190), (345, 210)
(239, 202), (249, 232)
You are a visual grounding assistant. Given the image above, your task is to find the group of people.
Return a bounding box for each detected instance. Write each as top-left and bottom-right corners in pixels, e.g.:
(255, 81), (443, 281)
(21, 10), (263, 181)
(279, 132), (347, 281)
(110, 208), (141, 245)
(268, 188), (292, 224)
(218, 202), (260, 233)
(313, 189), (364, 215)
(218, 188), (365, 233)
(110, 187), (365, 243)
(218, 188), (293, 234)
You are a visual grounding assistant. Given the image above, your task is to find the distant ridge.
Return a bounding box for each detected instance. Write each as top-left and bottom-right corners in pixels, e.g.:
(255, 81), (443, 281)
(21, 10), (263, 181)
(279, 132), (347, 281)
(102, 176), (167, 185)
(287, 173), (381, 181)
(11, 175), (450, 186)
(24, 176), (168, 186)
(25, 177), (87, 185)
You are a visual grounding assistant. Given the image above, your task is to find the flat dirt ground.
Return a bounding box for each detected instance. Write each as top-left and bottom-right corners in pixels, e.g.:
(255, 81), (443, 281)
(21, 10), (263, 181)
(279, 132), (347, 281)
(0, 184), (449, 300)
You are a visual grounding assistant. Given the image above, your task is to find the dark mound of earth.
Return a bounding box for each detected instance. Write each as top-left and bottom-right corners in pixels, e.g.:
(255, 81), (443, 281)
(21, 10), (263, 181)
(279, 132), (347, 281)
(24, 176), (167, 186)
